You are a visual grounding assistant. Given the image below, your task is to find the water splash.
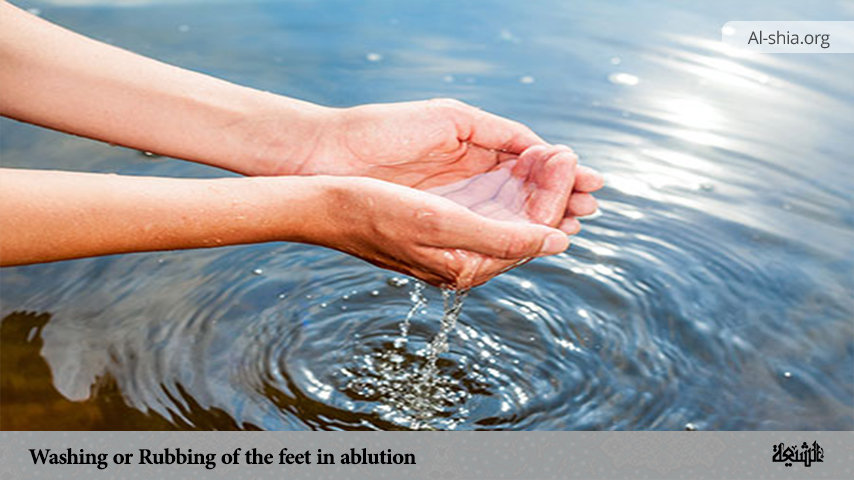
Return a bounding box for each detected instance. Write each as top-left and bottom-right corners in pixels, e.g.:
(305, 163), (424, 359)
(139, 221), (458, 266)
(344, 285), (473, 429)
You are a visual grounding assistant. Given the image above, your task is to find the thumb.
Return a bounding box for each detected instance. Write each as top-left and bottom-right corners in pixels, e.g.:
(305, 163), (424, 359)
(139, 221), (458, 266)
(445, 215), (570, 259)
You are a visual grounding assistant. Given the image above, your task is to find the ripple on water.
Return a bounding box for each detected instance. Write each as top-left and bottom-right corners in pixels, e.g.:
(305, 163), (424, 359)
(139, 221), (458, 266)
(4, 0), (852, 432)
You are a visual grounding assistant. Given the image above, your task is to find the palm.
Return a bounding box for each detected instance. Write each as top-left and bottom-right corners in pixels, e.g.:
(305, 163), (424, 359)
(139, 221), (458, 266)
(426, 148), (577, 287)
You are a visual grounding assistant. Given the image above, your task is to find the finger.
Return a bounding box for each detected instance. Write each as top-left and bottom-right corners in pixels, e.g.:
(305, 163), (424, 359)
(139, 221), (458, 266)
(559, 217), (581, 235)
(523, 146), (577, 225)
(574, 165), (604, 192)
(567, 193), (599, 217)
(437, 212), (570, 259)
(442, 99), (546, 154)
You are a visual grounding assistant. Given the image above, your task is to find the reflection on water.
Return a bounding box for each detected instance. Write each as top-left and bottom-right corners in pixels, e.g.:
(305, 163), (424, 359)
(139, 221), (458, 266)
(1, 0), (853, 430)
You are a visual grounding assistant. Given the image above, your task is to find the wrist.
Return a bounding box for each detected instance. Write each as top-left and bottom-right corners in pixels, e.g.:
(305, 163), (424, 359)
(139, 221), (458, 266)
(242, 175), (344, 245)
(221, 93), (338, 177)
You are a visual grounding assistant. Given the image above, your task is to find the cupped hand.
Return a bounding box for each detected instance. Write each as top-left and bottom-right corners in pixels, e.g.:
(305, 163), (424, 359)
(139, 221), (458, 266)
(315, 175), (572, 289)
(282, 99), (604, 221)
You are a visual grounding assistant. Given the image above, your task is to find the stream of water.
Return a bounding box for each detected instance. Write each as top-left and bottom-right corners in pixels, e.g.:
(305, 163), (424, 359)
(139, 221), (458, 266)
(1, 0), (852, 431)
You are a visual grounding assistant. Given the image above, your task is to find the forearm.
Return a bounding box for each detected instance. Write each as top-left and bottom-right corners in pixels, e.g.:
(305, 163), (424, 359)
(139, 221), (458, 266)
(0, 1), (328, 175)
(0, 169), (329, 266)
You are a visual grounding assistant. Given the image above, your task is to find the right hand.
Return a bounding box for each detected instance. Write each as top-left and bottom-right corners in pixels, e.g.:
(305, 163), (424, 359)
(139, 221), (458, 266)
(314, 176), (572, 289)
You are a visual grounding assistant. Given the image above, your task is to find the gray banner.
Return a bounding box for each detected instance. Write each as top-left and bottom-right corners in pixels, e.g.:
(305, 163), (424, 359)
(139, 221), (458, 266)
(0, 431), (851, 479)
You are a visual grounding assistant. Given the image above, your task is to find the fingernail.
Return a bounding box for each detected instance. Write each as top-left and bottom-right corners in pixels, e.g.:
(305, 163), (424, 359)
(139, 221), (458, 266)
(541, 233), (569, 255)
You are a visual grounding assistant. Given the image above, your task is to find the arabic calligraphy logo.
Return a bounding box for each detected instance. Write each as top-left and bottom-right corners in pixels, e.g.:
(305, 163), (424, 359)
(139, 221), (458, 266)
(772, 441), (824, 467)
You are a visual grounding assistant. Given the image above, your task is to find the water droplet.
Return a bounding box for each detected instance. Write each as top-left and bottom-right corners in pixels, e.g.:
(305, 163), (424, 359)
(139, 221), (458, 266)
(608, 72), (639, 86)
(343, 294), (350, 300)
(783, 371), (792, 378)
(387, 277), (410, 288)
(252, 268), (264, 275)
(610, 56), (622, 65)
(519, 76), (535, 84)
(370, 290), (381, 297)
(320, 302), (328, 308)
(366, 52), (383, 62)
(278, 293), (286, 299)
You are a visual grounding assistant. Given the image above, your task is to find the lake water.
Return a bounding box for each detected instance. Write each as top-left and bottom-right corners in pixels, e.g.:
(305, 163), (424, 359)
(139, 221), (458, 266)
(1, 0), (852, 430)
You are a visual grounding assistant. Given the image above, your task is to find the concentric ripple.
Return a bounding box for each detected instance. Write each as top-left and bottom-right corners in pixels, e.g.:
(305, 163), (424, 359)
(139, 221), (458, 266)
(1, 0), (852, 430)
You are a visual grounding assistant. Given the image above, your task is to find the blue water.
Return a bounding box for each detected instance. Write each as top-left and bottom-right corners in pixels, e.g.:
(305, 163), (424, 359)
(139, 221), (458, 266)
(1, 0), (852, 430)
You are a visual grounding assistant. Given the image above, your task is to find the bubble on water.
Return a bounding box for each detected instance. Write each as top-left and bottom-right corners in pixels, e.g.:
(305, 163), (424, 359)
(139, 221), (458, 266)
(519, 76), (535, 84)
(608, 73), (639, 86)
(610, 56), (622, 65)
(252, 268), (264, 276)
(387, 277), (410, 288)
(366, 52), (383, 62)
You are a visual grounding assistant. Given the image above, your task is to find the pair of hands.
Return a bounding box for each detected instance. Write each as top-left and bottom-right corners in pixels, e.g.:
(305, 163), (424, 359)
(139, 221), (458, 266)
(246, 99), (603, 289)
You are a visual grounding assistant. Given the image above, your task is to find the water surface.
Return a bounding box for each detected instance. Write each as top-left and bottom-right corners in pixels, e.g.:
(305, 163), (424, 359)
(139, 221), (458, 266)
(1, 0), (852, 430)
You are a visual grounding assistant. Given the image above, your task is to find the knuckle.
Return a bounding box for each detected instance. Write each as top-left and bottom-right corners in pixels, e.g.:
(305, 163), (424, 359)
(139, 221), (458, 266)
(499, 233), (532, 258)
(419, 209), (447, 240)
